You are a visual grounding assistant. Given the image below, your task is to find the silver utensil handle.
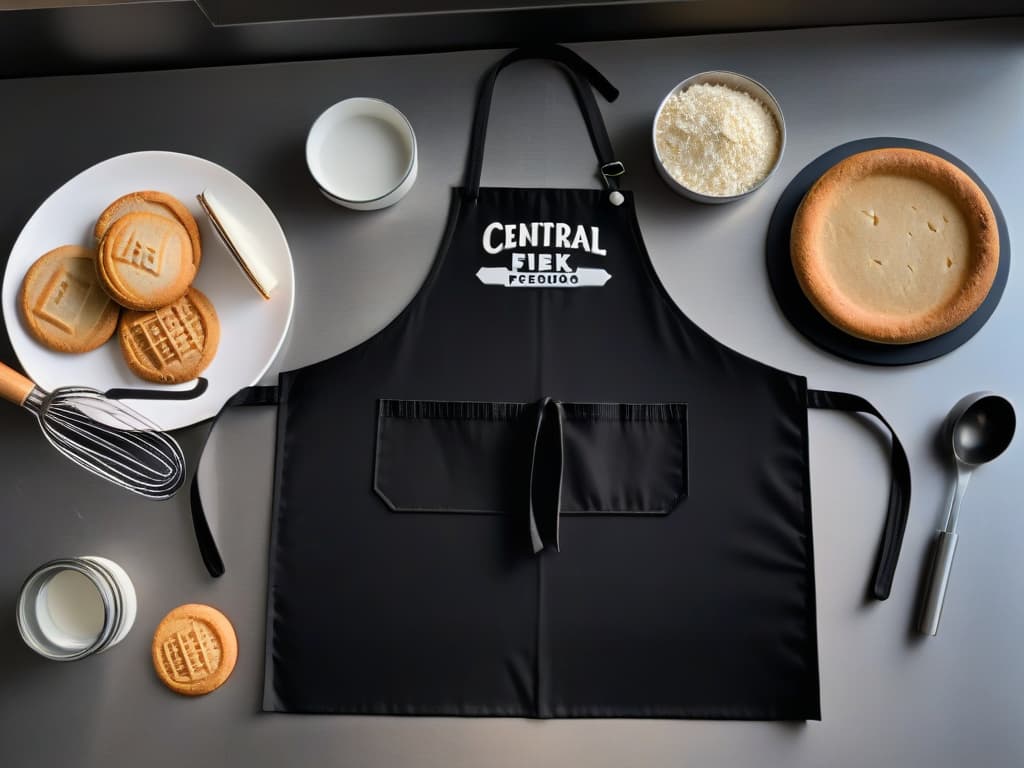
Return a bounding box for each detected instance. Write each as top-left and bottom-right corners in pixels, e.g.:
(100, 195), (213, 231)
(919, 531), (959, 636)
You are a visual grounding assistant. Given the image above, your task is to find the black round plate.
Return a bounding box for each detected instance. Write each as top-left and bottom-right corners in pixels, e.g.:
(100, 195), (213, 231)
(766, 137), (1010, 366)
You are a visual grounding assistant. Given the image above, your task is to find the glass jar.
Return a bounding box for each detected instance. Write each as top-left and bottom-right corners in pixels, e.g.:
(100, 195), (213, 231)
(16, 556), (137, 661)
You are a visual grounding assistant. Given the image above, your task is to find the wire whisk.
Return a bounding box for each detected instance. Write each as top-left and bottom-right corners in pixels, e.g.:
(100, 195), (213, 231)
(2, 362), (185, 499)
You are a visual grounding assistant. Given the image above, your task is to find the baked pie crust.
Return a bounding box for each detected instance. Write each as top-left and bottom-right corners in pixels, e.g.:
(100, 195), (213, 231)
(790, 148), (998, 344)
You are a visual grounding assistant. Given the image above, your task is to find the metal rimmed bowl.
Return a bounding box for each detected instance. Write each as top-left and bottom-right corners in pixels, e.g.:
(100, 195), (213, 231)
(16, 556), (137, 661)
(652, 71), (786, 204)
(306, 97), (418, 211)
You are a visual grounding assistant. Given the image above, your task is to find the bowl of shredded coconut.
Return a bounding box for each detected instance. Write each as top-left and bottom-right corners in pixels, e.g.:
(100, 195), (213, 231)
(652, 71), (785, 203)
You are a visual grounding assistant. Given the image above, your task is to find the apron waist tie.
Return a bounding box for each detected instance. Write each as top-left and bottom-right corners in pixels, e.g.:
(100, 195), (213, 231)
(528, 397), (565, 554)
(190, 384), (280, 577)
(808, 388), (911, 601)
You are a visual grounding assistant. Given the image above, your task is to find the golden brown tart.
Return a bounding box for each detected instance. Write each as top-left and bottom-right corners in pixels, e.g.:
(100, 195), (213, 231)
(790, 148), (998, 344)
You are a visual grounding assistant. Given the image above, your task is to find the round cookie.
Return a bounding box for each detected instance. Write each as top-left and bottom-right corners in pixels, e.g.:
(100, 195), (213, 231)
(152, 603), (237, 696)
(19, 244), (120, 353)
(95, 190), (202, 268)
(118, 287), (219, 384)
(98, 212), (196, 311)
(790, 148), (999, 344)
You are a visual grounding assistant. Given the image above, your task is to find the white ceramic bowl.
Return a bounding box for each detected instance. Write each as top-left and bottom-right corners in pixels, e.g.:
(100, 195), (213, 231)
(652, 71), (786, 204)
(306, 97), (418, 210)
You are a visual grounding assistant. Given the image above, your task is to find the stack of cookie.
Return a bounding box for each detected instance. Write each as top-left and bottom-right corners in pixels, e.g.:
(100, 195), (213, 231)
(19, 190), (219, 384)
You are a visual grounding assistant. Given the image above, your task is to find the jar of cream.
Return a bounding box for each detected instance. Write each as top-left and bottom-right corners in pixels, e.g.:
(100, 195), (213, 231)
(16, 557), (136, 661)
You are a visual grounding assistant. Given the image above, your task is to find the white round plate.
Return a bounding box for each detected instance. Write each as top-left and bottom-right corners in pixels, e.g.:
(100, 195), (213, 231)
(2, 151), (295, 430)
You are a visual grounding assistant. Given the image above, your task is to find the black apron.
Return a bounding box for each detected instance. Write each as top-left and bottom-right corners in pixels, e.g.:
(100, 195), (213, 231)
(194, 46), (910, 719)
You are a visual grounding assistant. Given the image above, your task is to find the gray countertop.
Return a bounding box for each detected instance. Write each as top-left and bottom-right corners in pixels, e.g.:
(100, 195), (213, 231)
(1, 17), (1023, 768)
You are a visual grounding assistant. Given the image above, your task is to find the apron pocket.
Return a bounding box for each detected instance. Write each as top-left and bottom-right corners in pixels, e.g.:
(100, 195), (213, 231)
(560, 403), (688, 515)
(374, 399), (687, 515)
(374, 399), (531, 513)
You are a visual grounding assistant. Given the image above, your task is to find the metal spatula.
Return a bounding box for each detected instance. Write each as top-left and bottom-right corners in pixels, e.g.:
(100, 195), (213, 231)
(0, 361), (186, 499)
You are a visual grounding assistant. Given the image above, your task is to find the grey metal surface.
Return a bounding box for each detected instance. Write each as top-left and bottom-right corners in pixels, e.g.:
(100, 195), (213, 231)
(4, 0), (1024, 78)
(1, 17), (1022, 768)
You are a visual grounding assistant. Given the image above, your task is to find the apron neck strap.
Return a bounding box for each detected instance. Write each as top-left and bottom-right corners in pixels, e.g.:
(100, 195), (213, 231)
(463, 45), (623, 200)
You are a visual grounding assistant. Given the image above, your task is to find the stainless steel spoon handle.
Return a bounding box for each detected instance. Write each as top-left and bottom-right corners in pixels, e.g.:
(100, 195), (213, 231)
(942, 464), (972, 535)
(919, 530), (959, 636)
(921, 463), (971, 636)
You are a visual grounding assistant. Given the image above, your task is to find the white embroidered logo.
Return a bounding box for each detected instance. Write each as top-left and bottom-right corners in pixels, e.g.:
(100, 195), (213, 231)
(475, 221), (612, 288)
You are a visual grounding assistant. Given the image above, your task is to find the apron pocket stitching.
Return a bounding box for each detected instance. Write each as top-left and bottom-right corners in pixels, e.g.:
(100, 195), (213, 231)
(374, 398), (687, 516)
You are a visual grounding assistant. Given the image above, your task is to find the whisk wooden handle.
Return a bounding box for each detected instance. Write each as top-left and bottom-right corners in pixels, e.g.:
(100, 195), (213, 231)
(0, 362), (36, 406)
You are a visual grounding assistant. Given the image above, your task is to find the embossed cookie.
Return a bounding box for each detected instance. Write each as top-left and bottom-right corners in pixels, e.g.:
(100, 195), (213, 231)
(118, 287), (219, 383)
(95, 190), (202, 268)
(152, 603), (237, 696)
(97, 211), (196, 311)
(19, 245), (120, 353)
